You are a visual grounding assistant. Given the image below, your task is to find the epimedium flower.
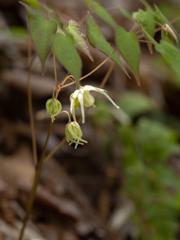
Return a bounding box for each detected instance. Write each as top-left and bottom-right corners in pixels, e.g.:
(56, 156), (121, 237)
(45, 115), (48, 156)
(46, 98), (62, 122)
(70, 85), (119, 123)
(65, 121), (87, 149)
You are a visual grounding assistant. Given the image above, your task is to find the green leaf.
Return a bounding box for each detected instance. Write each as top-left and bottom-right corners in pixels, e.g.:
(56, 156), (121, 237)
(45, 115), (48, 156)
(53, 33), (82, 87)
(133, 10), (154, 53)
(118, 7), (132, 20)
(87, 1), (117, 29)
(21, 0), (40, 9)
(154, 5), (177, 34)
(49, 12), (64, 34)
(140, 0), (162, 25)
(117, 91), (157, 118)
(40, 5), (65, 34)
(155, 40), (180, 75)
(21, 2), (57, 75)
(64, 20), (93, 61)
(116, 27), (140, 85)
(86, 14), (129, 77)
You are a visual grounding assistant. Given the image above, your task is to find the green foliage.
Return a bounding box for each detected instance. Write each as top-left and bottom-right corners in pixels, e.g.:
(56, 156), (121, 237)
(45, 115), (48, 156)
(118, 118), (180, 240)
(154, 5), (176, 34)
(118, 7), (132, 20)
(86, 14), (129, 76)
(117, 91), (157, 118)
(116, 27), (140, 85)
(21, 0), (40, 9)
(64, 20), (93, 61)
(140, 0), (154, 13)
(87, 1), (117, 29)
(53, 33), (82, 87)
(137, 118), (179, 162)
(18, 1), (180, 239)
(155, 41), (180, 75)
(133, 9), (154, 53)
(21, 2), (57, 75)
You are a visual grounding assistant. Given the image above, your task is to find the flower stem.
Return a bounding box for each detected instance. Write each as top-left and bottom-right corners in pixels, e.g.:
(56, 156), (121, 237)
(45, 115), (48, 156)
(18, 121), (52, 240)
(27, 41), (37, 166)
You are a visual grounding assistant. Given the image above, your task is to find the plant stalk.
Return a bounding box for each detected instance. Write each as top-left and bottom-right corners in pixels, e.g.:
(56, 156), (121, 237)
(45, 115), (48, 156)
(18, 121), (52, 240)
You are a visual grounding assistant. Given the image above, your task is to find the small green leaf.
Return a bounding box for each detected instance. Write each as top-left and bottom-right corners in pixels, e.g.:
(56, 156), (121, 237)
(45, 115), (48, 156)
(86, 14), (129, 77)
(133, 10), (154, 53)
(64, 20), (93, 61)
(21, 0), (40, 9)
(21, 2), (57, 75)
(116, 27), (140, 85)
(118, 7), (132, 20)
(155, 40), (180, 75)
(53, 33), (82, 87)
(87, 1), (117, 29)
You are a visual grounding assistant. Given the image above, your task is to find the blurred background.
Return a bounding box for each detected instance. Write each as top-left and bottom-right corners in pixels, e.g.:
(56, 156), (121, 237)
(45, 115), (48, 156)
(1, 0), (180, 239)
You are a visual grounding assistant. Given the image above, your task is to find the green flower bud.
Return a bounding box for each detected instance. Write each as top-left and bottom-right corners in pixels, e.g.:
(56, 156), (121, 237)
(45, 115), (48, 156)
(83, 90), (95, 107)
(65, 121), (87, 149)
(46, 98), (62, 122)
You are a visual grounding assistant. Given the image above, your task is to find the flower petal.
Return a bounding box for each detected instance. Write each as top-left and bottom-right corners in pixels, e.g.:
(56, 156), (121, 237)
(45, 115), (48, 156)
(78, 89), (85, 123)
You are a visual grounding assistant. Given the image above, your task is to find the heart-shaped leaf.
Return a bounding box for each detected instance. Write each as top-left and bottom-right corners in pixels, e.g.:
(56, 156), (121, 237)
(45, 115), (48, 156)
(155, 40), (180, 75)
(21, 2), (57, 75)
(87, 1), (117, 29)
(64, 20), (93, 61)
(116, 27), (140, 85)
(53, 33), (82, 87)
(86, 14), (129, 77)
(133, 10), (154, 53)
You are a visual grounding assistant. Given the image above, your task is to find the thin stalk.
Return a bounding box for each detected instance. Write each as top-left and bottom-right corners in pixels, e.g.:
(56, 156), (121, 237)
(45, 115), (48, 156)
(18, 121), (53, 240)
(62, 48), (118, 89)
(27, 41), (38, 166)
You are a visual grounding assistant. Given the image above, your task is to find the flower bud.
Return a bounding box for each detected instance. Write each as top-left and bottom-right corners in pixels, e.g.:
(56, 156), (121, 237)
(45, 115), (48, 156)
(65, 121), (87, 149)
(46, 98), (62, 122)
(83, 90), (95, 107)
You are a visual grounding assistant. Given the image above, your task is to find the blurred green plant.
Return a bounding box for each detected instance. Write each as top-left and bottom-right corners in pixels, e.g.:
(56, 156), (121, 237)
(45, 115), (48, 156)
(93, 91), (180, 240)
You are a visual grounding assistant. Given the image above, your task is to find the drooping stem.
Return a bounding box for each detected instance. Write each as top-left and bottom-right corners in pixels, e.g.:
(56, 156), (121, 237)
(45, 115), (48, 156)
(27, 41), (38, 166)
(18, 121), (53, 240)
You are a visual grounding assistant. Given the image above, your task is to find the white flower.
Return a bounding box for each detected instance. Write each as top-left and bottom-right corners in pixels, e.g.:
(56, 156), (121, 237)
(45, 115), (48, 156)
(65, 121), (87, 149)
(70, 85), (119, 123)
